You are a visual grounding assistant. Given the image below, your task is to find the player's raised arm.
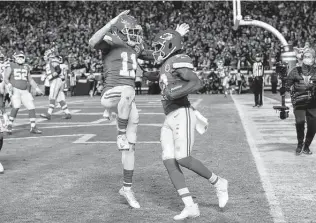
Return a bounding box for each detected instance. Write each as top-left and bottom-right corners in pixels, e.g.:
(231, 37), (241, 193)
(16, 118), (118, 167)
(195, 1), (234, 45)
(89, 10), (129, 49)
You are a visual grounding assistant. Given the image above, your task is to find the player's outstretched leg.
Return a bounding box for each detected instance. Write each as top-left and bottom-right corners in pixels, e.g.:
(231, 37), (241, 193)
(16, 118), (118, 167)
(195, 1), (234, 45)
(7, 108), (19, 135)
(161, 125), (200, 220)
(29, 109), (42, 134)
(177, 156), (228, 209)
(175, 108), (228, 209)
(40, 99), (55, 120)
(59, 100), (71, 119)
(119, 102), (140, 209)
(116, 86), (135, 150)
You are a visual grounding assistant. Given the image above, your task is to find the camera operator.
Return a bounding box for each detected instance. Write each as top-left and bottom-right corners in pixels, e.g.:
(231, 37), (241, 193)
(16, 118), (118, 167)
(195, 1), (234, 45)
(286, 48), (316, 155)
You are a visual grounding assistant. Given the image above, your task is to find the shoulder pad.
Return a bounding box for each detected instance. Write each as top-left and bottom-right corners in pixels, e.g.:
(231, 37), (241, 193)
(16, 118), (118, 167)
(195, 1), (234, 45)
(171, 54), (194, 69)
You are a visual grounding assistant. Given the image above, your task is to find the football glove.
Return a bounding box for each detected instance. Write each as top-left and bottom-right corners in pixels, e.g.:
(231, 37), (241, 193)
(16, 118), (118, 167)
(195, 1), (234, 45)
(175, 23), (190, 37)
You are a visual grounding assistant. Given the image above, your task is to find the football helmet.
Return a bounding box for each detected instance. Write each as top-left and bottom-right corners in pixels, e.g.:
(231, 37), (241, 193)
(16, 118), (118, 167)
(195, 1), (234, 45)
(44, 48), (57, 61)
(112, 14), (143, 47)
(13, 51), (26, 64)
(152, 29), (183, 64)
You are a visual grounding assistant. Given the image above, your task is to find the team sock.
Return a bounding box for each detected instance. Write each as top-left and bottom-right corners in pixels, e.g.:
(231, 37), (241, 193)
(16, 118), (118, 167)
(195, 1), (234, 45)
(117, 118), (128, 135)
(123, 169), (133, 189)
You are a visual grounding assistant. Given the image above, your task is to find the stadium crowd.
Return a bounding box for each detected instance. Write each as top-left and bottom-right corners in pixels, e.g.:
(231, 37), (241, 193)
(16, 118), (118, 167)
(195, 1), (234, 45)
(0, 1), (316, 73)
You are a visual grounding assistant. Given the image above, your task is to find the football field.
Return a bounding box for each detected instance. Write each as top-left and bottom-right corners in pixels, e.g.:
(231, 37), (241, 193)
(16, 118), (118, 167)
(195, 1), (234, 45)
(0, 94), (315, 223)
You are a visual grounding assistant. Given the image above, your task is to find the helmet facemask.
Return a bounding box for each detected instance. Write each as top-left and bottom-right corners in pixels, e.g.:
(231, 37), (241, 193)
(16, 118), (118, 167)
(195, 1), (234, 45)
(121, 25), (143, 47)
(14, 53), (25, 64)
(0, 53), (4, 63)
(152, 37), (178, 64)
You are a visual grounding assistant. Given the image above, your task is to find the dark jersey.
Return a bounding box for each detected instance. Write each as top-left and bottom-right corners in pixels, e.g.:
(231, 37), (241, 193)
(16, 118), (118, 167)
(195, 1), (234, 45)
(159, 54), (194, 115)
(96, 33), (143, 94)
(8, 62), (31, 90)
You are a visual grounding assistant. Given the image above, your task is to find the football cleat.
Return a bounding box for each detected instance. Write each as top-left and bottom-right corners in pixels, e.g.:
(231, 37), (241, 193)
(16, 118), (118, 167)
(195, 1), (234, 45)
(117, 134), (130, 151)
(0, 162), (4, 174)
(40, 113), (52, 120)
(30, 126), (42, 134)
(119, 187), (140, 209)
(174, 203), (200, 220)
(64, 113), (72, 119)
(214, 177), (229, 208)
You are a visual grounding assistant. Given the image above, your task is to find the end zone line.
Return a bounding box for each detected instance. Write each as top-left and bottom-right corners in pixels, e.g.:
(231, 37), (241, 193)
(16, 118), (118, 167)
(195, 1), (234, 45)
(231, 95), (286, 223)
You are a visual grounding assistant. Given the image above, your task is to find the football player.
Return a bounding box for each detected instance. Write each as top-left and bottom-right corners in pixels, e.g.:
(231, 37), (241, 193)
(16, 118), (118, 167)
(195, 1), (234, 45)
(89, 10), (145, 209)
(152, 29), (229, 220)
(89, 10), (189, 209)
(4, 51), (43, 134)
(0, 52), (9, 130)
(40, 50), (71, 120)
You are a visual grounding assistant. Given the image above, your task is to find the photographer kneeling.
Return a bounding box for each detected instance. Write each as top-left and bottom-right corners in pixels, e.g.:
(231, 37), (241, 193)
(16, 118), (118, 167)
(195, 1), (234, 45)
(286, 48), (316, 155)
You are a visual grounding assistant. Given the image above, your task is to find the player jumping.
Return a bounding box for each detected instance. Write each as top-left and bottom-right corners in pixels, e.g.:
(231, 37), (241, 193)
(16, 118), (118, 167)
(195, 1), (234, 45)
(40, 49), (72, 120)
(89, 10), (190, 209)
(152, 29), (229, 220)
(4, 51), (43, 134)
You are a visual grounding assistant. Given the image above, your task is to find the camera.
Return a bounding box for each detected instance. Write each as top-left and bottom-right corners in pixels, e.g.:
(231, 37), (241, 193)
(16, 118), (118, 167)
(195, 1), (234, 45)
(273, 61), (290, 120)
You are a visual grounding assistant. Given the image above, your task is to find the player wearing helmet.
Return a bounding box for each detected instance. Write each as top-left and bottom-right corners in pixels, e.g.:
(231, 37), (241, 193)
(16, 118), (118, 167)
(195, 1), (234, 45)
(152, 29), (229, 220)
(4, 51), (43, 134)
(89, 10), (144, 209)
(89, 10), (190, 209)
(40, 50), (72, 120)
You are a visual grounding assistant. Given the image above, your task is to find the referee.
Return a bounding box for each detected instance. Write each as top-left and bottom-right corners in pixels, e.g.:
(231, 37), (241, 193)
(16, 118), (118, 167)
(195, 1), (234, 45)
(252, 53), (264, 107)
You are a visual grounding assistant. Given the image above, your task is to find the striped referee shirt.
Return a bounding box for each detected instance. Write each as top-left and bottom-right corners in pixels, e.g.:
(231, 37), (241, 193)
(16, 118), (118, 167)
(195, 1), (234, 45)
(253, 62), (264, 77)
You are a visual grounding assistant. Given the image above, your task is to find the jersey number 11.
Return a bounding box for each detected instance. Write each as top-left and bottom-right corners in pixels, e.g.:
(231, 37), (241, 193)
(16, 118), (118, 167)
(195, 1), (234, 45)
(120, 52), (137, 78)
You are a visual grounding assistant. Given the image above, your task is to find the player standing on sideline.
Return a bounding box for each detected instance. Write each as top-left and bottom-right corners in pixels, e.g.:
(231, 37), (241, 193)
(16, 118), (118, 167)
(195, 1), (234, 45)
(0, 52), (9, 130)
(40, 50), (72, 120)
(4, 51), (43, 134)
(152, 29), (229, 220)
(252, 53), (264, 107)
(286, 48), (316, 155)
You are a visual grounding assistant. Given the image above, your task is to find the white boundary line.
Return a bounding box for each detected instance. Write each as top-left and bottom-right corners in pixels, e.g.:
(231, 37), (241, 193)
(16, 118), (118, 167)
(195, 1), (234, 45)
(231, 95), (286, 223)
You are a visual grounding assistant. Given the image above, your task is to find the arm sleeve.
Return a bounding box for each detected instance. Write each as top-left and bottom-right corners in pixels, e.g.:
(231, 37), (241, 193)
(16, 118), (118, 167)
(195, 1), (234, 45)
(138, 50), (155, 61)
(164, 68), (203, 100)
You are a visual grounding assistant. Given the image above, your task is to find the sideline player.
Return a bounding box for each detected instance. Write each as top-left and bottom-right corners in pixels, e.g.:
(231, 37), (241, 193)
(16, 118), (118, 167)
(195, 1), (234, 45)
(40, 50), (71, 120)
(4, 51), (43, 134)
(152, 29), (229, 220)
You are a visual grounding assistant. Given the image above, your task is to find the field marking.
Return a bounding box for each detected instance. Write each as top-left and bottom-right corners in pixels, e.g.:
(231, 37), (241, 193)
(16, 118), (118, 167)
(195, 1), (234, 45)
(17, 112), (164, 116)
(231, 95), (286, 223)
(4, 134), (84, 141)
(13, 123), (162, 129)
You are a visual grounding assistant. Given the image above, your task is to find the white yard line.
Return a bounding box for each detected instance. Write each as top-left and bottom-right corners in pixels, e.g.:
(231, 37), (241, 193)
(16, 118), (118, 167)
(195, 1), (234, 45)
(231, 95), (286, 223)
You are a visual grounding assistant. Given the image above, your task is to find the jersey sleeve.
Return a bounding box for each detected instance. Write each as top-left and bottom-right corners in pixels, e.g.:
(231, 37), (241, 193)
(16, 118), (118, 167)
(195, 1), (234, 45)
(171, 54), (196, 81)
(172, 54), (194, 70)
(97, 33), (125, 50)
